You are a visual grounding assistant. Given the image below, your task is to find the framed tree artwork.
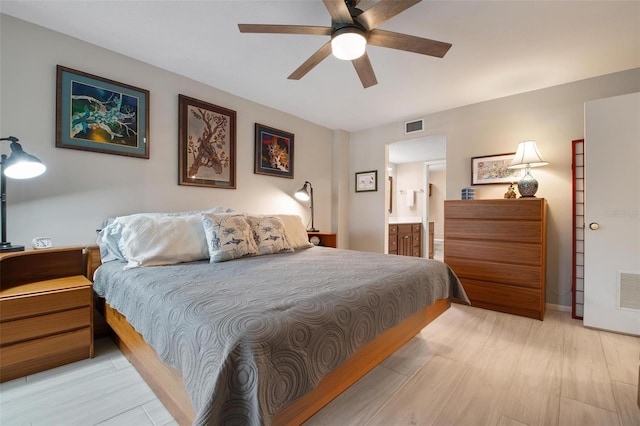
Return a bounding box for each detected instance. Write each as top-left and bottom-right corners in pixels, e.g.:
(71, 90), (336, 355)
(178, 94), (236, 189)
(254, 123), (294, 179)
(56, 65), (150, 158)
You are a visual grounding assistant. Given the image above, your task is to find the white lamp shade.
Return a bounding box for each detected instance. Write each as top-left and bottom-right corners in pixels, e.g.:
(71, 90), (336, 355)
(5, 161), (46, 179)
(508, 140), (549, 169)
(331, 30), (366, 60)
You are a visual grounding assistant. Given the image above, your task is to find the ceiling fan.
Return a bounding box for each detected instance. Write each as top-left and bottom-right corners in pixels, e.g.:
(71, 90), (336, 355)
(238, 0), (452, 88)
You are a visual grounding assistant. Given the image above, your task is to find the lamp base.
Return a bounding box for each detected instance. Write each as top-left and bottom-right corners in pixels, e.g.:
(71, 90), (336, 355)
(517, 169), (539, 198)
(0, 242), (25, 252)
(308, 228), (319, 232)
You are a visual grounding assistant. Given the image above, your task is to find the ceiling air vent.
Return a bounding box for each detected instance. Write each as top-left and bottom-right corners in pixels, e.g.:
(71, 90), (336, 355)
(405, 119), (424, 135)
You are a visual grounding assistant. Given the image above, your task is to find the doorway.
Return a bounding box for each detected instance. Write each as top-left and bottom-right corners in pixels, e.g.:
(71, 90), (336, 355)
(387, 134), (446, 258)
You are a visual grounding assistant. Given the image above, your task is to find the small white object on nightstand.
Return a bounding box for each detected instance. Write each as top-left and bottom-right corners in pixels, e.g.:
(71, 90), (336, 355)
(32, 237), (52, 249)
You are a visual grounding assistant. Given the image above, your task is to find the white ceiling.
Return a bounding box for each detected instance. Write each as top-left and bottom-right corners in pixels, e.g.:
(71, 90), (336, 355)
(2, 1), (639, 133)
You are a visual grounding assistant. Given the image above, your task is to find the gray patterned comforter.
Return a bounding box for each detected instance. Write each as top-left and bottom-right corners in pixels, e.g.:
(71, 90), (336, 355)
(93, 247), (467, 425)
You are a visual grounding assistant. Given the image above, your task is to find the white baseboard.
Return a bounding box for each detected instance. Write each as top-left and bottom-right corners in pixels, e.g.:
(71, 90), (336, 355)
(546, 303), (571, 313)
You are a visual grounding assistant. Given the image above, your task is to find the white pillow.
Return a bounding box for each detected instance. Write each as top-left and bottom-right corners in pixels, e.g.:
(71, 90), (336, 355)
(247, 215), (294, 255)
(118, 214), (209, 269)
(96, 206), (235, 262)
(276, 214), (314, 249)
(201, 213), (258, 262)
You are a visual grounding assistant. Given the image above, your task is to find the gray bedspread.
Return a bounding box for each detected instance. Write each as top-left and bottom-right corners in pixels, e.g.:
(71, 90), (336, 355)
(93, 247), (467, 425)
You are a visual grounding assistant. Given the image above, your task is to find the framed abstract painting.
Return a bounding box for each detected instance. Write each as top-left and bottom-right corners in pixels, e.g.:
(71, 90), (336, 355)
(56, 65), (149, 158)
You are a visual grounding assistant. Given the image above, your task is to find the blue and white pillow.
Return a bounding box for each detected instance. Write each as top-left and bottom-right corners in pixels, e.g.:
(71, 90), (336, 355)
(201, 213), (258, 262)
(247, 215), (294, 255)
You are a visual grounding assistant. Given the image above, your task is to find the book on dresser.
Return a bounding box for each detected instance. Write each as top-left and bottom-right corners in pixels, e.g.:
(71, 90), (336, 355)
(444, 199), (547, 320)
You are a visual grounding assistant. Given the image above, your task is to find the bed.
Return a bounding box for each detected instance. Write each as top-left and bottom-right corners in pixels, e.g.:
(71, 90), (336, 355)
(88, 210), (467, 425)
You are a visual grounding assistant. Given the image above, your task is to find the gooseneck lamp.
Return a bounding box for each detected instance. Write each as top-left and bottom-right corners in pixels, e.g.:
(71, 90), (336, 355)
(294, 181), (318, 232)
(1, 136), (46, 252)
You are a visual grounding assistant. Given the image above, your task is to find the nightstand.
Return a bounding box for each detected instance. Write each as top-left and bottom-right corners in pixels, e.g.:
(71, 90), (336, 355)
(0, 246), (94, 382)
(307, 232), (337, 248)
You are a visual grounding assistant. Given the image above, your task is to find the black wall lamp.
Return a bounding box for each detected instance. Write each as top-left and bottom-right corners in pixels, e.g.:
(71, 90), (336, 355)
(294, 181), (318, 232)
(1, 136), (46, 252)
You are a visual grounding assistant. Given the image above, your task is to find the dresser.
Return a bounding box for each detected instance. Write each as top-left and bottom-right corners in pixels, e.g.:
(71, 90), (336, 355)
(0, 246), (94, 382)
(444, 199), (547, 320)
(389, 223), (422, 257)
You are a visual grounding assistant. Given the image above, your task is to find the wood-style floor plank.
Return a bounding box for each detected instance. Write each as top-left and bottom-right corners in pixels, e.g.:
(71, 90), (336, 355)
(562, 321), (618, 412)
(599, 330), (640, 385)
(500, 309), (566, 426)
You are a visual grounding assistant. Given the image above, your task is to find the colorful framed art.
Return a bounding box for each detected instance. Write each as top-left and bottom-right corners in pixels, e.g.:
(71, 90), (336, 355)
(254, 123), (294, 179)
(471, 153), (521, 185)
(178, 94), (236, 189)
(56, 65), (149, 158)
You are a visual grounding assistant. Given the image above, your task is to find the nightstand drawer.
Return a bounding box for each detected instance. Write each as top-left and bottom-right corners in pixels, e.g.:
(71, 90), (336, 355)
(0, 328), (92, 382)
(0, 286), (91, 321)
(0, 306), (91, 345)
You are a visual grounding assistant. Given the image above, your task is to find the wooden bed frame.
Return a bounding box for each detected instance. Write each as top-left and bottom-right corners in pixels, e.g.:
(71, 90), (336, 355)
(85, 245), (451, 425)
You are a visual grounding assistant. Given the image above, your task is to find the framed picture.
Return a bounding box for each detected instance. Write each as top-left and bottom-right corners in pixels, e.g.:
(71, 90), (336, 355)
(356, 170), (378, 192)
(178, 94), (236, 189)
(471, 153), (522, 185)
(56, 65), (149, 158)
(254, 123), (294, 179)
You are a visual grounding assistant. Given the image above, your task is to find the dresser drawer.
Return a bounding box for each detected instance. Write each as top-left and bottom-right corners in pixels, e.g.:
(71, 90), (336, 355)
(460, 278), (543, 319)
(0, 306), (91, 346)
(388, 238), (398, 252)
(445, 257), (542, 289)
(0, 286), (92, 321)
(389, 225), (398, 235)
(445, 220), (542, 243)
(445, 200), (544, 220)
(445, 240), (543, 266)
(411, 224), (421, 233)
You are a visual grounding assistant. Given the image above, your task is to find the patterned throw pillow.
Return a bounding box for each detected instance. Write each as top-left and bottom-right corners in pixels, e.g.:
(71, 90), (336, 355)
(201, 213), (258, 262)
(247, 215), (294, 255)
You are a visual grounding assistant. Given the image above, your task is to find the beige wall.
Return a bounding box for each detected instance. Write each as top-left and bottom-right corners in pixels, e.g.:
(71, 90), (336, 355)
(349, 68), (640, 306)
(395, 162), (424, 219)
(0, 15), (334, 247)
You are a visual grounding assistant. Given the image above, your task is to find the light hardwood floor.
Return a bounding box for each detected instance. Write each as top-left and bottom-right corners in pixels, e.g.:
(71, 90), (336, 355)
(1, 304), (638, 426)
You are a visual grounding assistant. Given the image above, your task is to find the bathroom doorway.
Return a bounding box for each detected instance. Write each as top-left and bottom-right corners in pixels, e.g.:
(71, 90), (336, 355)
(388, 134), (446, 258)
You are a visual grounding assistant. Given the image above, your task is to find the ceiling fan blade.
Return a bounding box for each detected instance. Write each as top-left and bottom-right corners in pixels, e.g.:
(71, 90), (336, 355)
(238, 24), (331, 36)
(357, 0), (422, 31)
(368, 29), (452, 58)
(288, 41), (333, 80)
(352, 52), (378, 88)
(322, 0), (353, 23)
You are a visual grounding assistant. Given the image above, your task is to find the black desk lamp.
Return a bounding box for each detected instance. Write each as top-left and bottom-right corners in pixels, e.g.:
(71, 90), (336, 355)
(294, 181), (318, 232)
(1, 136), (46, 252)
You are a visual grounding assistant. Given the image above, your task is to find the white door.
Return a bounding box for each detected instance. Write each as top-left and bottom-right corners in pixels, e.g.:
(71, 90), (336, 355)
(583, 92), (640, 335)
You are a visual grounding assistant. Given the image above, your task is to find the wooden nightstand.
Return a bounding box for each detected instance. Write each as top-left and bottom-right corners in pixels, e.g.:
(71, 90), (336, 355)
(307, 232), (337, 248)
(0, 246), (94, 382)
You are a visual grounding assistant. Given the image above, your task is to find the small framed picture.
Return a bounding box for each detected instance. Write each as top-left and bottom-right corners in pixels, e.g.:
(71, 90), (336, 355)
(471, 153), (522, 185)
(254, 123), (294, 179)
(355, 170), (378, 192)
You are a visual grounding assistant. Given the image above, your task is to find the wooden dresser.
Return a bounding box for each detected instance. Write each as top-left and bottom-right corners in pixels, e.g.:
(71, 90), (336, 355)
(444, 199), (547, 320)
(0, 246), (94, 382)
(389, 223), (422, 257)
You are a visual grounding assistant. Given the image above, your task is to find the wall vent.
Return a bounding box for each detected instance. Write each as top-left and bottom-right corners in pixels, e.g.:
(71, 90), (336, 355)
(405, 119), (424, 134)
(618, 271), (640, 310)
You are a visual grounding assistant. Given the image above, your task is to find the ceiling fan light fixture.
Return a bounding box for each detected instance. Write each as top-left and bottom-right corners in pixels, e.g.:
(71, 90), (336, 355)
(331, 27), (366, 60)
